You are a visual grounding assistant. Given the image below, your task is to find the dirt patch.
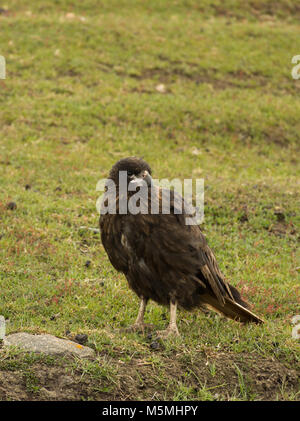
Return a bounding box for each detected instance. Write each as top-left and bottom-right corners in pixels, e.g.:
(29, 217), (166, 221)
(92, 57), (269, 91)
(0, 348), (298, 401)
(128, 66), (268, 91)
(268, 221), (297, 237)
(186, 349), (299, 401)
(0, 362), (107, 401)
(198, 2), (300, 20)
(114, 349), (299, 401)
(89, 58), (300, 96)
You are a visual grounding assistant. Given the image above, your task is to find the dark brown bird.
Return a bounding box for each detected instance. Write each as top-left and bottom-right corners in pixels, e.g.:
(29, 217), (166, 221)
(99, 157), (263, 338)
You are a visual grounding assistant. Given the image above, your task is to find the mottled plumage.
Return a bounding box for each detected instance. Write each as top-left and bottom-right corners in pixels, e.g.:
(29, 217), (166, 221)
(100, 157), (263, 337)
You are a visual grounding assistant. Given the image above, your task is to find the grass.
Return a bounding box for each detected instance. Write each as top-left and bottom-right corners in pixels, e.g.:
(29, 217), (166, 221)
(0, 0), (299, 401)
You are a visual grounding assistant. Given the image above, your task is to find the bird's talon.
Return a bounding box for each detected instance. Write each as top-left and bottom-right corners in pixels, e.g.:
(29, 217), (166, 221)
(123, 323), (155, 334)
(156, 326), (180, 339)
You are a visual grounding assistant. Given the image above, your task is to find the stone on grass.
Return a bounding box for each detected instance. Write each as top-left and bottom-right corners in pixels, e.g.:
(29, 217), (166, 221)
(3, 333), (94, 358)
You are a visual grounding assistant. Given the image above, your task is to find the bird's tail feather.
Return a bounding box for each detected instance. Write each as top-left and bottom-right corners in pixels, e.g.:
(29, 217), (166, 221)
(228, 283), (250, 309)
(202, 293), (264, 324)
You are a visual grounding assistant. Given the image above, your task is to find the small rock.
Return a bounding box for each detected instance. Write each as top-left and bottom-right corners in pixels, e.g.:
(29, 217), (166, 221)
(66, 12), (75, 19)
(74, 334), (88, 345)
(4, 333), (94, 358)
(191, 147), (201, 156)
(155, 84), (166, 93)
(6, 202), (17, 210)
(150, 341), (160, 350)
(274, 208), (285, 222)
(238, 213), (249, 223)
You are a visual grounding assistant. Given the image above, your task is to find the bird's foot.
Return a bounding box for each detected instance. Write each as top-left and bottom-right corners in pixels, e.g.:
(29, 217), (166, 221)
(155, 325), (180, 339)
(123, 323), (155, 334)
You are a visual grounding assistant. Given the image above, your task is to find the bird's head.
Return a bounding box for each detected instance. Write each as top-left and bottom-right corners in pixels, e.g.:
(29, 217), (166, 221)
(108, 157), (152, 190)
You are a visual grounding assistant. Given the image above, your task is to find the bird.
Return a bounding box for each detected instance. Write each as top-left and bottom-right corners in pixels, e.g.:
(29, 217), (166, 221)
(99, 156), (263, 338)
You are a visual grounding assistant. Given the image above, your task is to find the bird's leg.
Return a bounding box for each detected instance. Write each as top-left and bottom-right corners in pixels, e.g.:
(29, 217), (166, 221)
(156, 299), (180, 338)
(134, 296), (147, 326)
(125, 297), (154, 333)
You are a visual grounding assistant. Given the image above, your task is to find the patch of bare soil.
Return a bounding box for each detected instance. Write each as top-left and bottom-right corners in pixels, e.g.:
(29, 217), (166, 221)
(267, 209), (298, 238)
(0, 349), (298, 401)
(129, 66), (268, 91)
(0, 362), (106, 401)
(268, 222), (297, 237)
(186, 349), (299, 401)
(89, 58), (300, 97)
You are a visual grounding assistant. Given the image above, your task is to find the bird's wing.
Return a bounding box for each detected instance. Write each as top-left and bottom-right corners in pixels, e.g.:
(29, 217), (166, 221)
(125, 187), (237, 306)
(194, 235), (234, 305)
(99, 199), (129, 274)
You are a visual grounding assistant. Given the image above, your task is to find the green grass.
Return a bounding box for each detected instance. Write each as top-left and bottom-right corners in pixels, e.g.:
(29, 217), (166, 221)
(0, 0), (299, 401)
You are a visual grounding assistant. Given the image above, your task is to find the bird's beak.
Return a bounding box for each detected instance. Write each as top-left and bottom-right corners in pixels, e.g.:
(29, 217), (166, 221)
(128, 170), (152, 190)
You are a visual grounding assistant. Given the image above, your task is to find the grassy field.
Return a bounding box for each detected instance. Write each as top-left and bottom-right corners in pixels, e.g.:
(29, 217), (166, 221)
(0, 0), (299, 401)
